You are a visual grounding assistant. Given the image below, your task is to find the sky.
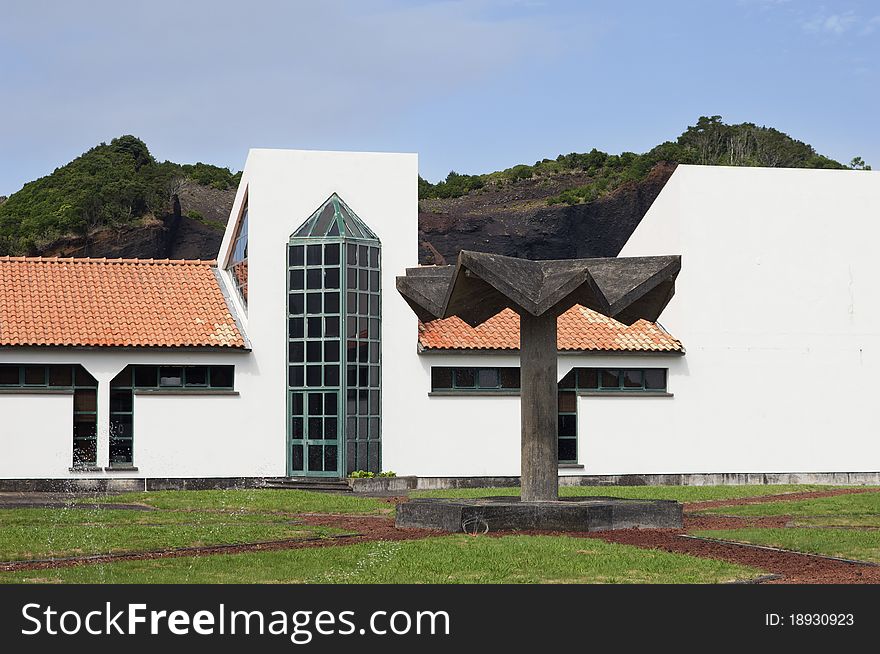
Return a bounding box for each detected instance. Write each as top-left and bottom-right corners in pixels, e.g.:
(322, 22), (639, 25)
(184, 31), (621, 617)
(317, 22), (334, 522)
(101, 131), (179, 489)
(1, 0), (879, 195)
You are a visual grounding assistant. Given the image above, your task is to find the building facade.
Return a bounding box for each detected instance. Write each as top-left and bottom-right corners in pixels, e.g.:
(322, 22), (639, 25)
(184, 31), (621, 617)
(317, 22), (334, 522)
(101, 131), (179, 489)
(1, 152), (878, 485)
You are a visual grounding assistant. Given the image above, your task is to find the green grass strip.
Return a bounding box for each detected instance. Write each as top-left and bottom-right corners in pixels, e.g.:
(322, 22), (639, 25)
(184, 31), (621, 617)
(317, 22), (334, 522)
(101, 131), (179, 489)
(0, 535), (762, 584)
(88, 489), (391, 515)
(698, 491), (880, 517)
(0, 508), (338, 562)
(412, 484), (841, 503)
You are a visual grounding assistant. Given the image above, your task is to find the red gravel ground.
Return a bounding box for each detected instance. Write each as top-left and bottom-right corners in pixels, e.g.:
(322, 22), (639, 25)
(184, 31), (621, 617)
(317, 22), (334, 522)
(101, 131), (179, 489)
(684, 514), (790, 530)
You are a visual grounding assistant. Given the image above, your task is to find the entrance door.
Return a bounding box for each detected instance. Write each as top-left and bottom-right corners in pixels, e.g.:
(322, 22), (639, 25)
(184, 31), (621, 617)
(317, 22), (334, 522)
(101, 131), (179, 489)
(289, 390), (341, 477)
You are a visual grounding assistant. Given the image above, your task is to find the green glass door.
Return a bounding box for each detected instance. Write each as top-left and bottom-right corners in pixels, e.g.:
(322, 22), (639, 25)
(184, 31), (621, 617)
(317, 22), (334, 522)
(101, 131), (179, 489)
(288, 389), (340, 477)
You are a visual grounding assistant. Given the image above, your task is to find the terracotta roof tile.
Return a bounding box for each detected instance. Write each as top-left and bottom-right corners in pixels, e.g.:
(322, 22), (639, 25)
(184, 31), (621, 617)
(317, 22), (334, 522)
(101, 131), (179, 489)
(418, 305), (682, 353)
(0, 257), (246, 348)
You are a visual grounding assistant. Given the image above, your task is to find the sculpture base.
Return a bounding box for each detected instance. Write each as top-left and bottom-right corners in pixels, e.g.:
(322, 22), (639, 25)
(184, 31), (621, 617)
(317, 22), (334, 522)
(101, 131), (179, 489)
(395, 496), (682, 533)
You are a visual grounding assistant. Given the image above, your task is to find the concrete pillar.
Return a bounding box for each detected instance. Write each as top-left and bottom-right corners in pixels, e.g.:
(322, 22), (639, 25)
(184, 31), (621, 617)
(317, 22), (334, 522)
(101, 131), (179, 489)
(519, 311), (558, 502)
(95, 373), (112, 470)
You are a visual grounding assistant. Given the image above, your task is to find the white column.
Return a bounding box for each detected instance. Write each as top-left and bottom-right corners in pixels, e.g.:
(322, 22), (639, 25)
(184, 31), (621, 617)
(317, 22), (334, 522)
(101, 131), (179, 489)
(95, 373), (112, 470)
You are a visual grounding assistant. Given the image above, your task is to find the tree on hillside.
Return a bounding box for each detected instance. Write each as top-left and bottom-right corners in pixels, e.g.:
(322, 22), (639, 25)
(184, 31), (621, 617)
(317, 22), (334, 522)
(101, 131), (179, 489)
(0, 136), (243, 256)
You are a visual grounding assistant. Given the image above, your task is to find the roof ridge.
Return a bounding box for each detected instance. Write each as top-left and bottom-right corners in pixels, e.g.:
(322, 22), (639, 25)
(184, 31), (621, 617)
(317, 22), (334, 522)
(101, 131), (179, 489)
(0, 256), (217, 265)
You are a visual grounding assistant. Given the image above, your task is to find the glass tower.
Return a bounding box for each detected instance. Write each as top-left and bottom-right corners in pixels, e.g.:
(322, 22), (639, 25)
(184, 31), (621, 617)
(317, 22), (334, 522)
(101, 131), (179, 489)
(287, 194), (381, 476)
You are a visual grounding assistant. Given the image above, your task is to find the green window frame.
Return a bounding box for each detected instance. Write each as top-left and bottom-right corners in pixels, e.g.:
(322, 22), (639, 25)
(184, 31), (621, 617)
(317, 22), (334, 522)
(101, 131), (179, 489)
(557, 390), (578, 463)
(0, 364), (98, 468)
(558, 367), (667, 392)
(109, 365), (235, 468)
(430, 367), (521, 392)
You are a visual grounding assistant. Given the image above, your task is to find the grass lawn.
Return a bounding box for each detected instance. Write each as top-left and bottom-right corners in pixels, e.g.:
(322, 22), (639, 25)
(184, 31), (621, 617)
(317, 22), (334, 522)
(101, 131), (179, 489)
(693, 528), (880, 564)
(0, 508), (341, 562)
(0, 535), (762, 584)
(89, 489), (392, 515)
(696, 491), (880, 518)
(412, 484), (840, 503)
(789, 516), (880, 528)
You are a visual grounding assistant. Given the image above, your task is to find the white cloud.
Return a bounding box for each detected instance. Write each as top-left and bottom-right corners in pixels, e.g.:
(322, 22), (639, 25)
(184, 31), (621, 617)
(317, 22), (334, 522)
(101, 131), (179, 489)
(802, 10), (858, 36)
(860, 15), (880, 35)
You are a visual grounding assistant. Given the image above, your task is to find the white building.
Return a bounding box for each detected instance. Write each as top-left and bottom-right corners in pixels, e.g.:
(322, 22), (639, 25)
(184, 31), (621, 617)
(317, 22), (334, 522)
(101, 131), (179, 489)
(1, 151), (878, 488)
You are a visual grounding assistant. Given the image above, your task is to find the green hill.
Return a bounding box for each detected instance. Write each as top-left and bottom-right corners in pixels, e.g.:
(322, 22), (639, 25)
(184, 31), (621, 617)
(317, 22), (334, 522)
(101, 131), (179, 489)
(0, 136), (240, 256)
(0, 117), (870, 258)
(418, 115), (866, 204)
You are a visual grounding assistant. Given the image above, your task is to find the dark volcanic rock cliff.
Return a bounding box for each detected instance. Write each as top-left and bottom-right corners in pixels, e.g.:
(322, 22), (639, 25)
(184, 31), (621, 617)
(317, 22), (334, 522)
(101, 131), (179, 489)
(417, 162), (676, 264)
(34, 163), (675, 262)
(38, 180), (235, 260)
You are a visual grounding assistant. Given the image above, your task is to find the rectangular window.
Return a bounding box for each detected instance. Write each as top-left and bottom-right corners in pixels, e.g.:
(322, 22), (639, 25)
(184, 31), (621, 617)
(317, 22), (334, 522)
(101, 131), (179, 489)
(49, 365), (74, 387)
(562, 367), (667, 393)
(644, 369), (667, 390)
(430, 367), (522, 392)
(477, 368), (499, 389)
(454, 368), (475, 388)
(600, 369), (620, 389)
(208, 366), (234, 389)
(23, 365), (47, 386)
(134, 366), (158, 388)
(185, 366), (207, 386)
(431, 367), (453, 390)
(577, 368), (598, 389)
(159, 366), (183, 387)
(0, 365), (19, 385)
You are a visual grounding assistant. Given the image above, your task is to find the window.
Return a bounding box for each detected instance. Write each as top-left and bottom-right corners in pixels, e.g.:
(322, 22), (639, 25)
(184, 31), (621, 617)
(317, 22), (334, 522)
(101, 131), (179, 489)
(226, 197), (249, 309)
(0, 365), (19, 385)
(0, 364), (98, 468)
(431, 365), (668, 466)
(559, 368), (667, 393)
(288, 194), (381, 476)
(430, 367), (520, 392)
(109, 365), (235, 467)
(159, 366), (183, 387)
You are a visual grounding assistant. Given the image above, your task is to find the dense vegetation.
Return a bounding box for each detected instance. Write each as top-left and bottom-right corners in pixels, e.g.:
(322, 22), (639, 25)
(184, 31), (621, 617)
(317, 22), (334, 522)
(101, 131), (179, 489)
(1, 118), (869, 255)
(0, 136), (240, 255)
(419, 116), (868, 205)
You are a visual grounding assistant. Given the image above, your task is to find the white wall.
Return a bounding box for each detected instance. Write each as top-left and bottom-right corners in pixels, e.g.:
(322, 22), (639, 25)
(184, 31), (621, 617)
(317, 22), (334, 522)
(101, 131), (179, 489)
(0, 393), (72, 477)
(387, 351), (681, 477)
(0, 348), (252, 479)
(217, 149), (419, 477)
(385, 353), (523, 476)
(615, 164), (880, 473)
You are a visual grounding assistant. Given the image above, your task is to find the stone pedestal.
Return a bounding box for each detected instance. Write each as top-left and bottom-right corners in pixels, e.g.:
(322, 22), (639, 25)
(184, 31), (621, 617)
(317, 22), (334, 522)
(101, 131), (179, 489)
(396, 496), (683, 533)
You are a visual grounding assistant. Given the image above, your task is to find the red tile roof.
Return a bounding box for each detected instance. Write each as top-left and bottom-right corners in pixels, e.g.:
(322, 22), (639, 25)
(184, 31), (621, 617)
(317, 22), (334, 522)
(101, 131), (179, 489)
(418, 305), (682, 353)
(0, 257), (246, 348)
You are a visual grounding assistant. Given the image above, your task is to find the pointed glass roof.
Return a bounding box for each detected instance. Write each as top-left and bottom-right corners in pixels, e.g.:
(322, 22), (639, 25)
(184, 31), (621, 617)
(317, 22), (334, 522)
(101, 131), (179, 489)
(291, 193), (378, 240)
